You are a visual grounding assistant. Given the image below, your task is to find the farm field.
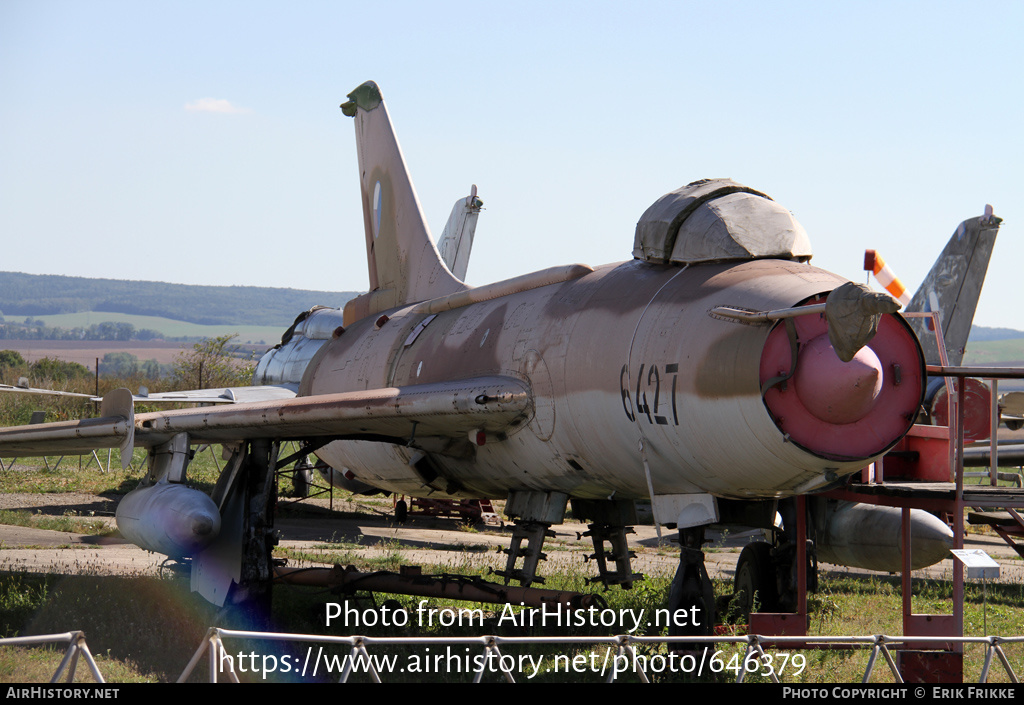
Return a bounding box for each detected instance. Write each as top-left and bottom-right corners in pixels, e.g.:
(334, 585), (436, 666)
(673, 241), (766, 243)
(0, 339), (269, 369)
(27, 311), (285, 345)
(962, 337), (1024, 366)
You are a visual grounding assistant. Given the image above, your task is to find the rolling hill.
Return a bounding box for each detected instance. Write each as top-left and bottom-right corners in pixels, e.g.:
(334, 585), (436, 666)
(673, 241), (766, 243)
(0, 271), (359, 328)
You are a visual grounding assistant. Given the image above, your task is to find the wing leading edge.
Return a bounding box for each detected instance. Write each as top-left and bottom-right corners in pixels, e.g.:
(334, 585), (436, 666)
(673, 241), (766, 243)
(0, 376), (532, 459)
(0, 383), (298, 405)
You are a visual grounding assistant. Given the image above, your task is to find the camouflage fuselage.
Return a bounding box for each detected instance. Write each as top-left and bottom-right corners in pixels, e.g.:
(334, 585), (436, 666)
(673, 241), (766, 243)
(302, 258), (924, 501)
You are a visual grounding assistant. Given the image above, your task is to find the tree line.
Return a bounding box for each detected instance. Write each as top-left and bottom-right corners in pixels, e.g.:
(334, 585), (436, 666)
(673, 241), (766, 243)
(0, 318), (164, 341)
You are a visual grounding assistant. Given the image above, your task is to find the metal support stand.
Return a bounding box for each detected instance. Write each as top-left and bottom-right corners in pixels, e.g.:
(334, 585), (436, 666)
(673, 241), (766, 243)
(582, 522), (641, 588)
(748, 496), (810, 636)
(667, 527), (715, 638)
(495, 520), (552, 586)
(216, 438), (280, 630)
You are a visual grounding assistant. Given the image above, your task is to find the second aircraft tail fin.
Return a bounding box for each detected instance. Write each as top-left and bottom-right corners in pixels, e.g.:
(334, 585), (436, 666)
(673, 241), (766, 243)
(906, 206), (1002, 366)
(437, 185), (483, 282)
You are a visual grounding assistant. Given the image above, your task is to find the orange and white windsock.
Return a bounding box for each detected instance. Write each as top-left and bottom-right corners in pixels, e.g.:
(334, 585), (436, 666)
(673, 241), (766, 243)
(863, 249), (911, 306)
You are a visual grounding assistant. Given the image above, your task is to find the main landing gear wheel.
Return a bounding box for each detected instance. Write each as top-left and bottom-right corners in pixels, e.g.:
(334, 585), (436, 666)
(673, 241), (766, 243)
(292, 457), (313, 498)
(733, 542), (779, 621)
(394, 499), (408, 524)
(774, 539), (818, 612)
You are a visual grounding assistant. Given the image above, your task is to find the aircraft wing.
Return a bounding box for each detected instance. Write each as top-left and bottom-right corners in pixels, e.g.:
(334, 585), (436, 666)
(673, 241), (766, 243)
(0, 382), (298, 405)
(133, 385), (298, 404)
(0, 376), (531, 458)
(0, 383), (94, 399)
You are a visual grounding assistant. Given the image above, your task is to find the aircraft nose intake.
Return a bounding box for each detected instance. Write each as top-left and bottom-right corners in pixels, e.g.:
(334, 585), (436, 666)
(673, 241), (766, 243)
(794, 334), (883, 424)
(759, 294), (923, 461)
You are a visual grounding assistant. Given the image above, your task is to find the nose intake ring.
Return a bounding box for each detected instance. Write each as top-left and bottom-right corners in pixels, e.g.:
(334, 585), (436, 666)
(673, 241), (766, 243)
(759, 292), (924, 462)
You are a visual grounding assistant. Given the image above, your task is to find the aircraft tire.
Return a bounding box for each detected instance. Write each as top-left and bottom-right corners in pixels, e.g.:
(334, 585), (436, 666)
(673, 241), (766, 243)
(395, 499), (408, 524)
(293, 464), (313, 498)
(734, 542), (779, 619)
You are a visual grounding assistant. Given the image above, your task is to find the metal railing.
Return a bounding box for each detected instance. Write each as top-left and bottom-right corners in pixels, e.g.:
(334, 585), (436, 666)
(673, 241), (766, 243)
(0, 631), (105, 683)
(180, 628), (1023, 684)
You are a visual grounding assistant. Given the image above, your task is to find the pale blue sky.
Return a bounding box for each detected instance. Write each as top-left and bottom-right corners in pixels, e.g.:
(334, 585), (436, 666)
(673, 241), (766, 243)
(2, 1), (1021, 328)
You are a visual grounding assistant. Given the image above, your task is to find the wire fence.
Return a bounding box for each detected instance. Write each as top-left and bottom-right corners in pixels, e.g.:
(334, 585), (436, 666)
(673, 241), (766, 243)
(180, 628), (1024, 684)
(3, 627), (1019, 683)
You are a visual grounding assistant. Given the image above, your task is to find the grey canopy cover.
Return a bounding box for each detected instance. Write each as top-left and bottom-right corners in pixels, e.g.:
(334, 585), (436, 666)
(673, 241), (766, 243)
(633, 178), (812, 265)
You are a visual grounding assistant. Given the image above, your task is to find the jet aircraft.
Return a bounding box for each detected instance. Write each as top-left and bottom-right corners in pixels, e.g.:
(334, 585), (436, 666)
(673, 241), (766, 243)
(865, 213), (1003, 442)
(0, 81), (996, 632)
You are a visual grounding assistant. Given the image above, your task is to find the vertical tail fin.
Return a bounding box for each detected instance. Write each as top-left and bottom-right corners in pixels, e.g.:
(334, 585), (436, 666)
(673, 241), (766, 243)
(906, 207), (1002, 366)
(437, 185), (483, 282)
(340, 82), (465, 323)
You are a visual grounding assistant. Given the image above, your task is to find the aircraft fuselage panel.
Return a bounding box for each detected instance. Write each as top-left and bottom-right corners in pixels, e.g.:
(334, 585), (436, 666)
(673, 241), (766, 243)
(302, 257), (924, 500)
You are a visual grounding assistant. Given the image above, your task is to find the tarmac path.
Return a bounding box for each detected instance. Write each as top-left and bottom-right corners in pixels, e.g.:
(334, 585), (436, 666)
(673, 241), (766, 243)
(1, 491), (1022, 586)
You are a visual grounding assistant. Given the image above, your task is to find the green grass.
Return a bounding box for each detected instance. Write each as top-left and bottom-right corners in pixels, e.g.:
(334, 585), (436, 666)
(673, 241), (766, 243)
(3, 564), (1022, 683)
(0, 573), (218, 681)
(0, 643), (158, 683)
(1, 484), (1023, 686)
(0, 510), (111, 536)
(0, 462), (142, 496)
(277, 539), (415, 573)
(963, 338), (1024, 366)
(0, 445), (225, 496)
(0, 423), (1021, 682)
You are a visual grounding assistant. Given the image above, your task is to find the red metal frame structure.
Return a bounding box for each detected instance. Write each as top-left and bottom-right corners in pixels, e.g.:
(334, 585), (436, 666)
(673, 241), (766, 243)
(395, 495), (500, 524)
(750, 311), (1024, 680)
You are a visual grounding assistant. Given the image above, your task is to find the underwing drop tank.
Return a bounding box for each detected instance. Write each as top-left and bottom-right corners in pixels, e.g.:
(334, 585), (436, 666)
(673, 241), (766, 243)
(116, 480), (222, 559)
(815, 501), (954, 571)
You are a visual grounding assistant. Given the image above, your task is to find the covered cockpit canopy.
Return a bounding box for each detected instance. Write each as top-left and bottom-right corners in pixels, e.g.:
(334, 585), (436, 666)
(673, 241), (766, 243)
(633, 178), (812, 265)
